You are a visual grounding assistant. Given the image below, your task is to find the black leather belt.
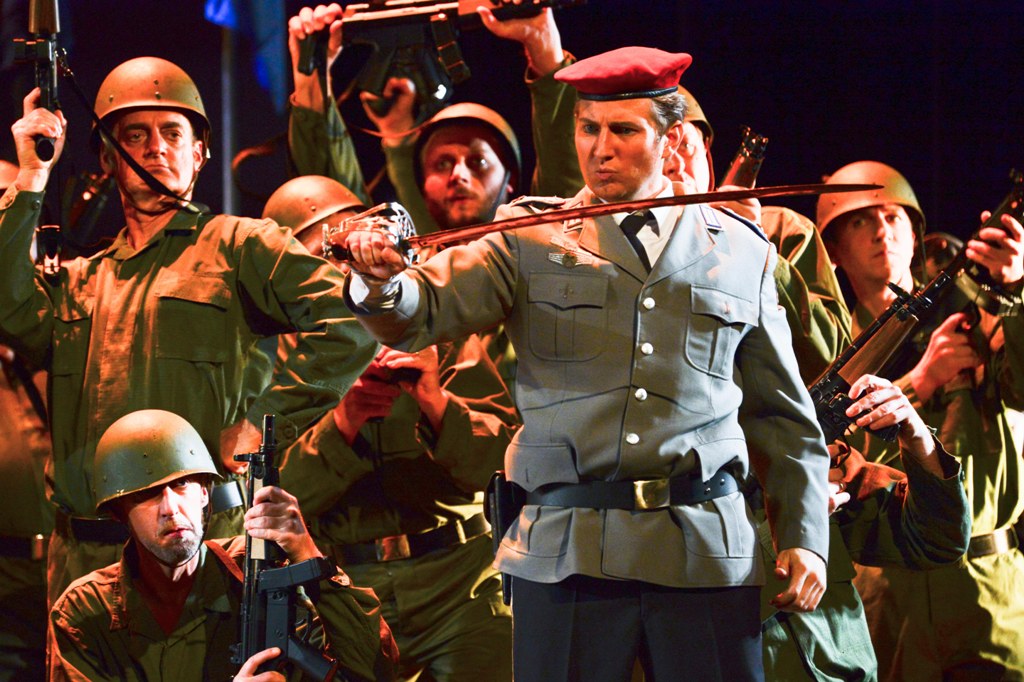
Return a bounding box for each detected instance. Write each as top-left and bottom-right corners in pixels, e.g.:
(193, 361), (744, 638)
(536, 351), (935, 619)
(968, 527), (1020, 559)
(55, 510), (130, 545)
(54, 481), (245, 545)
(0, 533), (48, 560)
(526, 467), (739, 511)
(332, 513), (489, 564)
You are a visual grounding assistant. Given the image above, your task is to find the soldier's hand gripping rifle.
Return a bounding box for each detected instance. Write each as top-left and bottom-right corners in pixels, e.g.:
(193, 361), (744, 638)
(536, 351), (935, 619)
(232, 415), (341, 681)
(298, 0), (585, 121)
(13, 0), (65, 279)
(808, 169), (1024, 443)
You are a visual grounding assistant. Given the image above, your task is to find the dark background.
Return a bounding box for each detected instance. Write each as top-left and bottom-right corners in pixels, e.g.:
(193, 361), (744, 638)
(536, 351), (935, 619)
(2, 0), (1023, 246)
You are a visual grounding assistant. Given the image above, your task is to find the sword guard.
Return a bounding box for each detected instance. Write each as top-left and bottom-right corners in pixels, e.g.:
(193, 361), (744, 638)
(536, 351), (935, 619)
(322, 202), (418, 265)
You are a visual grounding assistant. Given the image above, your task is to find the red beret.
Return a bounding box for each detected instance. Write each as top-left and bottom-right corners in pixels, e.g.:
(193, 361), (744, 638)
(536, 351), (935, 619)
(555, 47), (693, 101)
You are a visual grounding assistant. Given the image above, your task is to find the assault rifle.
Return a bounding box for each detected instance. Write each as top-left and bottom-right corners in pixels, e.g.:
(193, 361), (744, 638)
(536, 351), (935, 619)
(299, 0), (585, 120)
(13, 0), (65, 278)
(232, 415), (340, 681)
(808, 169), (1024, 443)
(13, 0), (62, 161)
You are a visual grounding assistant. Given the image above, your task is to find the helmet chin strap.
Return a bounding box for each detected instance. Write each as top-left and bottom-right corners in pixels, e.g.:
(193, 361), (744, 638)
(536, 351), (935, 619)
(484, 168), (513, 222)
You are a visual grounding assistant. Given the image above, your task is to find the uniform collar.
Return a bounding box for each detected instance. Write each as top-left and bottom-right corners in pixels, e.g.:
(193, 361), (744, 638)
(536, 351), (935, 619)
(104, 208), (203, 261)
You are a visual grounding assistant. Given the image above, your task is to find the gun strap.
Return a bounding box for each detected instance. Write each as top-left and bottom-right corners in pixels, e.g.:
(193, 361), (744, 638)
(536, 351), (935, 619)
(205, 539), (245, 582)
(56, 51), (203, 215)
(7, 354), (48, 428)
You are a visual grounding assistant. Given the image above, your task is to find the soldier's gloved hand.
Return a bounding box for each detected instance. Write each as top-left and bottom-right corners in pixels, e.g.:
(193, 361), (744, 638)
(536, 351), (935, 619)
(360, 77), (418, 148)
(478, 6), (563, 77)
(235, 647), (286, 682)
(288, 4), (344, 110)
(332, 355), (401, 444)
(378, 345), (449, 430)
(245, 485), (322, 564)
(771, 547), (826, 613)
(969, 210), (1024, 286)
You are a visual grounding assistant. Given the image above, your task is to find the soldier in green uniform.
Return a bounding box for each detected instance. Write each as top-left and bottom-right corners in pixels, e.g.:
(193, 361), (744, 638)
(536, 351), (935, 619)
(264, 175), (520, 681)
(50, 409), (397, 681)
(818, 161), (1024, 680)
(0, 56), (377, 606)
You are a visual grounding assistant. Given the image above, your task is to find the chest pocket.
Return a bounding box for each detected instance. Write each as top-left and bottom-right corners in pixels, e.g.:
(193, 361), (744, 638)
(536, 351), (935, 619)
(153, 275), (233, 362)
(527, 273), (608, 361)
(50, 295), (94, 376)
(685, 286), (758, 378)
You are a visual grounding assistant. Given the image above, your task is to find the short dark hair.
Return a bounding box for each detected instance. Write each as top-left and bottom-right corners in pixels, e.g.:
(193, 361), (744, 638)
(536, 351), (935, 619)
(649, 91), (687, 136)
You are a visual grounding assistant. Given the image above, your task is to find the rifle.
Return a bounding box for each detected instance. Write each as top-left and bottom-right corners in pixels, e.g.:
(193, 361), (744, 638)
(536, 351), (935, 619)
(808, 169), (1024, 443)
(13, 0), (62, 161)
(299, 0), (585, 121)
(232, 415), (341, 681)
(14, 0), (65, 279)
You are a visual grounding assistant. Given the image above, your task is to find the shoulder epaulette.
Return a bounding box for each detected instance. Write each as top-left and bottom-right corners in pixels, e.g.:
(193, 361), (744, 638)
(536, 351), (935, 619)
(507, 195), (568, 212)
(716, 206), (769, 244)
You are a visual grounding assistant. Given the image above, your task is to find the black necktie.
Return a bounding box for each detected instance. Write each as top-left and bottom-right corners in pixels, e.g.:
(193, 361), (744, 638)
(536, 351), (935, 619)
(619, 211), (656, 272)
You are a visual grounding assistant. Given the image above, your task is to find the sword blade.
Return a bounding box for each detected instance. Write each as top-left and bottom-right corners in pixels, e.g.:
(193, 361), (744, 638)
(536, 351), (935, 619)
(409, 183), (880, 249)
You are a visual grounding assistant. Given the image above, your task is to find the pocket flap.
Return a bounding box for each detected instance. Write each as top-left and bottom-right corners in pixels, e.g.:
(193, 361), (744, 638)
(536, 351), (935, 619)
(154, 274), (233, 310)
(691, 286), (757, 326)
(528, 273), (608, 311)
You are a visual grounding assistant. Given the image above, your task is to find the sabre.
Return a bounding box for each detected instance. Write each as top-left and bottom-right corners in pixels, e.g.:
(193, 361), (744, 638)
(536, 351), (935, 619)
(322, 182), (881, 262)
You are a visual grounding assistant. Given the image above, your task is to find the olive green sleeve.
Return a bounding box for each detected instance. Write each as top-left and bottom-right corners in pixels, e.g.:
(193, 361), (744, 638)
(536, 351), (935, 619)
(415, 335), (519, 492)
(278, 405), (376, 518)
(234, 219), (378, 445)
(288, 100), (372, 207)
(50, 589), (121, 682)
(312, 573), (399, 681)
(837, 440), (970, 569)
(526, 53), (584, 198)
(994, 300), (1024, 409)
(0, 190), (55, 369)
(382, 139), (438, 235)
(762, 205), (853, 384)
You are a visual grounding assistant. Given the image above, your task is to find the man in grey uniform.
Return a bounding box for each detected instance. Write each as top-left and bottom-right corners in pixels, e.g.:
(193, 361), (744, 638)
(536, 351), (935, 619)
(339, 47), (831, 681)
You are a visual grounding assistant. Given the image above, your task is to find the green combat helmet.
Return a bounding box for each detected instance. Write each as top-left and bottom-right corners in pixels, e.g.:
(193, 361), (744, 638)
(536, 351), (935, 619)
(91, 56), (210, 162)
(816, 161), (926, 242)
(94, 409), (220, 515)
(413, 102), (522, 194)
(263, 175), (367, 245)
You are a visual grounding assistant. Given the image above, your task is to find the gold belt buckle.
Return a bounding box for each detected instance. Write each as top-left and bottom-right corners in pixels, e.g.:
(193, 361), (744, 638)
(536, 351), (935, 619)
(375, 534), (411, 561)
(991, 528), (1014, 555)
(633, 479), (670, 510)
